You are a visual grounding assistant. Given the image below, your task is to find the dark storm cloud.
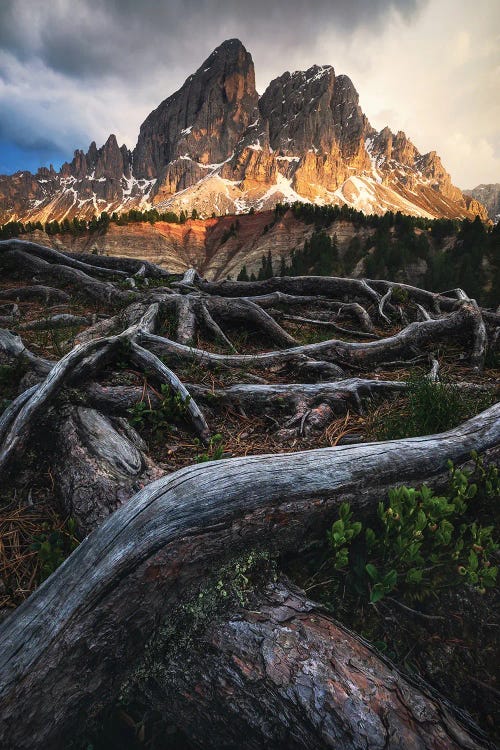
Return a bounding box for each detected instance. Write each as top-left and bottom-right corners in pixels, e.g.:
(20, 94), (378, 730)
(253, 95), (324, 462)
(0, 0), (425, 82)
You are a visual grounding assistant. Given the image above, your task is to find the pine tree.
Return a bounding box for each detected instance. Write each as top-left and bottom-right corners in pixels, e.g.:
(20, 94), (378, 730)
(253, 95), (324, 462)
(237, 265), (250, 282)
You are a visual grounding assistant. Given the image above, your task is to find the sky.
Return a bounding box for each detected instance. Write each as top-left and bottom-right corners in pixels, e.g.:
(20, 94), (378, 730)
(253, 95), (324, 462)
(0, 0), (498, 188)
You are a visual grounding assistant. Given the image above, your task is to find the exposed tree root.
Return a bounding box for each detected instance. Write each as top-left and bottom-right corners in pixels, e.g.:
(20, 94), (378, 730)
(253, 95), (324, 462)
(0, 285), (71, 304)
(0, 242), (498, 749)
(0, 404), (498, 748)
(279, 313), (379, 338)
(148, 578), (489, 750)
(140, 301), (484, 373)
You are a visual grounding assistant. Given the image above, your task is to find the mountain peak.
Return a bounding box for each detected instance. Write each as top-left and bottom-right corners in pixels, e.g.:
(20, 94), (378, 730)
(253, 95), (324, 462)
(0, 41), (489, 224)
(194, 37), (253, 76)
(133, 38), (258, 182)
(213, 38), (247, 53)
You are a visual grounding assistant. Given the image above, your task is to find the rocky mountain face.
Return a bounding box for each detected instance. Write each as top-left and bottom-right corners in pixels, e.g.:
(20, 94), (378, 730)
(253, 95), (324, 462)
(0, 39), (488, 225)
(463, 184), (500, 223)
(0, 134), (153, 225)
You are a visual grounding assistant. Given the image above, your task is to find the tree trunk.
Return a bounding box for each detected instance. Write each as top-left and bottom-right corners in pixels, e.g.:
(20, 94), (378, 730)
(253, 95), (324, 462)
(139, 578), (490, 749)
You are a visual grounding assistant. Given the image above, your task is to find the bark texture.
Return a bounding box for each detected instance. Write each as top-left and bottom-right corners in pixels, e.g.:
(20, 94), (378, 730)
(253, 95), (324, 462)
(144, 579), (488, 750)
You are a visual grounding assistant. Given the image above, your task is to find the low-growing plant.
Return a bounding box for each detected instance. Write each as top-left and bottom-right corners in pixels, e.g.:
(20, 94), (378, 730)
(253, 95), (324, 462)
(194, 433), (225, 462)
(31, 517), (79, 582)
(391, 285), (409, 304)
(127, 384), (191, 435)
(371, 374), (494, 440)
(326, 453), (498, 605)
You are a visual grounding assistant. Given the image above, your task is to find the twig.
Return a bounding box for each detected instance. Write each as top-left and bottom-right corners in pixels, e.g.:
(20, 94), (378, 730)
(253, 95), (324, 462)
(385, 596), (445, 621)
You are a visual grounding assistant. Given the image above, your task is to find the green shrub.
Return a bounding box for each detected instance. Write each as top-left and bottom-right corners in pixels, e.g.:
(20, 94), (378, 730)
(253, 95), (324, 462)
(391, 285), (409, 304)
(127, 383), (191, 435)
(195, 433), (225, 462)
(326, 454), (498, 605)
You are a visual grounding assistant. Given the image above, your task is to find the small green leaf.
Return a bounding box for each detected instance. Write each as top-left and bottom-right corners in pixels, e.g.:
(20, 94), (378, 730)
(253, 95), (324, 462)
(370, 584), (385, 603)
(468, 550), (479, 572)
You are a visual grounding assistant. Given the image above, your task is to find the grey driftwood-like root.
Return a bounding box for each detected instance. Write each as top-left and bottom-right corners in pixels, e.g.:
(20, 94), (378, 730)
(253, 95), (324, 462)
(0, 285), (71, 304)
(279, 313), (379, 338)
(0, 244), (498, 749)
(0, 328), (52, 376)
(139, 301), (484, 373)
(18, 314), (91, 331)
(0, 336), (210, 478)
(129, 342), (210, 444)
(0, 404), (498, 749)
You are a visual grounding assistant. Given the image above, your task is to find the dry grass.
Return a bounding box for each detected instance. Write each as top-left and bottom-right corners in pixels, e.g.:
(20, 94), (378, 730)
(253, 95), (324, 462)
(0, 494), (66, 613)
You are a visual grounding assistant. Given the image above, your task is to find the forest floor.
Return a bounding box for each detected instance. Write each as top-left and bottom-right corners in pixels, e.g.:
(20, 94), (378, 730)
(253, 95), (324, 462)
(0, 245), (498, 748)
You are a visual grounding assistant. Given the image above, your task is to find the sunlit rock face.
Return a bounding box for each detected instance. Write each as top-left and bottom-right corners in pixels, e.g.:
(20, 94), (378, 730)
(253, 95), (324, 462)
(0, 39), (488, 225)
(463, 184), (500, 223)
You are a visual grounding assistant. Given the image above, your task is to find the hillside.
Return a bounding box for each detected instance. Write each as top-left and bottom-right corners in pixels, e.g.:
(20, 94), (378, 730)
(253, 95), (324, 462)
(3, 204), (498, 306)
(0, 237), (499, 748)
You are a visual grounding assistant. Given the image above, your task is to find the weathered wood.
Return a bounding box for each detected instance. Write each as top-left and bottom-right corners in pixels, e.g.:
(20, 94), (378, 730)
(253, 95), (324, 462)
(199, 300), (238, 351)
(207, 295), (298, 347)
(188, 378), (408, 411)
(0, 239), (128, 279)
(0, 255), (497, 749)
(18, 314), (91, 331)
(85, 378), (492, 422)
(0, 404), (498, 749)
(191, 274), (498, 329)
(129, 342), (211, 444)
(0, 246), (132, 304)
(0, 336), (115, 476)
(377, 286), (393, 323)
(175, 295), (197, 344)
(70, 251), (171, 279)
(0, 328), (52, 376)
(141, 303), (480, 372)
(0, 285), (71, 303)
(0, 384), (40, 446)
(190, 273), (382, 307)
(52, 406), (163, 533)
(280, 313), (379, 338)
(142, 330), (346, 378)
(239, 292), (376, 331)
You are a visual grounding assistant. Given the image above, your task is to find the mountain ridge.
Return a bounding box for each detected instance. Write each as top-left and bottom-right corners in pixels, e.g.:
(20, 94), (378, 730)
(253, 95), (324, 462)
(463, 184), (500, 223)
(0, 39), (488, 224)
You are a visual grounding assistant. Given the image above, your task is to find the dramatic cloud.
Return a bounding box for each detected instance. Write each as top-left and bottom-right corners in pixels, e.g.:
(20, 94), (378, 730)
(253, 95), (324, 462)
(0, 0), (498, 187)
(0, 0), (423, 80)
